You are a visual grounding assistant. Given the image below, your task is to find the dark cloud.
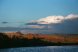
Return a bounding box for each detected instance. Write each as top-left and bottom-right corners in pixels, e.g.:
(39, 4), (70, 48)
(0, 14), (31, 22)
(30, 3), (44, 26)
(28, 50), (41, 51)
(23, 14), (78, 34)
(1, 22), (8, 24)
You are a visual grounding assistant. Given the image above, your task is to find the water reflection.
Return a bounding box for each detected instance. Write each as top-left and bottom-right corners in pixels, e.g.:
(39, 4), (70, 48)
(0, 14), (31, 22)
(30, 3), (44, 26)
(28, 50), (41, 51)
(0, 46), (78, 52)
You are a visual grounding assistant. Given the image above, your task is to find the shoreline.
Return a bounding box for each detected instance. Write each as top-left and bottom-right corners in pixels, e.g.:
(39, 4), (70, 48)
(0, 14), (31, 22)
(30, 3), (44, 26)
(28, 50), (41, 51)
(0, 32), (78, 49)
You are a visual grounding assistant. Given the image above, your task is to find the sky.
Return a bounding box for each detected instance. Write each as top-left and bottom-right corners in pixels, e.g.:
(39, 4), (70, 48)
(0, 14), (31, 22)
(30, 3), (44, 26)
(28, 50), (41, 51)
(0, 0), (78, 34)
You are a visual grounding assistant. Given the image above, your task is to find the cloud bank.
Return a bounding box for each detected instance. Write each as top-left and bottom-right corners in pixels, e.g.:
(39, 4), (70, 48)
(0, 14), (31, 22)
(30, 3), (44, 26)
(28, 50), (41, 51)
(24, 14), (78, 34)
(36, 14), (78, 24)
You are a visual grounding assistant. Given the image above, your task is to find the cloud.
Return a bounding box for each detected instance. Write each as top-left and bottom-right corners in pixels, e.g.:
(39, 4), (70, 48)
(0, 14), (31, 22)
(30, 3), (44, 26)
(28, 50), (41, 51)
(26, 25), (45, 29)
(28, 14), (78, 24)
(23, 14), (78, 34)
(65, 14), (78, 20)
(2, 22), (8, 24)
(37, 16), (64, 24)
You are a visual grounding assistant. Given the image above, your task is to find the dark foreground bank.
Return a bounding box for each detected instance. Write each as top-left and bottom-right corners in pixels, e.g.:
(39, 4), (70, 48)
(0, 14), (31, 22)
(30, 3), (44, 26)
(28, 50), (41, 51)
(0, 32), (78, 49)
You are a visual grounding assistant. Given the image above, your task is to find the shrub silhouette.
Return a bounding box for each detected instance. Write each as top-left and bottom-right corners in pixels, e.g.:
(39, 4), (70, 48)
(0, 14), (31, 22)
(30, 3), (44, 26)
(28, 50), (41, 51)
(0, 32), (78, 48)
(0, 32), (55, 48)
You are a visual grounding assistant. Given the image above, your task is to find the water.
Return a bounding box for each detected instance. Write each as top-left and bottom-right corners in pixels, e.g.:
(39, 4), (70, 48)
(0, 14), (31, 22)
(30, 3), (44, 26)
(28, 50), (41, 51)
(0, 46), (78, 52)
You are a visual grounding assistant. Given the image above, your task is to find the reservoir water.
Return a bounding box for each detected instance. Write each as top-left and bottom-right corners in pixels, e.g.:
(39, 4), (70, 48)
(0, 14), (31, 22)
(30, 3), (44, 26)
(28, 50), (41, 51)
(0, 46), (78, 52)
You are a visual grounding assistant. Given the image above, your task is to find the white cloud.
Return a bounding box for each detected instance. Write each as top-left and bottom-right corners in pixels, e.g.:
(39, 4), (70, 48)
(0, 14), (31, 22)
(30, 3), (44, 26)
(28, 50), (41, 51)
(65, 14), (78, 20)
(23, 14), (78, 34)
(37, 16), (64, 24)
(26, 14), (78, 29)
(31, 14), (78, 24)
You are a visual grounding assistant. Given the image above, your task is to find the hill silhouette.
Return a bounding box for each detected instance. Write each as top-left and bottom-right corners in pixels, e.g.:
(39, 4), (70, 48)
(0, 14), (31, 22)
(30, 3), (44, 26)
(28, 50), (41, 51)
(0, 32), (78, 48)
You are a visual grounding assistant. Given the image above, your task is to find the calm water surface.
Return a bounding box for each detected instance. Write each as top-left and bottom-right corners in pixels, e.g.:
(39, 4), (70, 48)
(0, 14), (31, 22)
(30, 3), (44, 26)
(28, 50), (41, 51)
(0, 46), (78, 52)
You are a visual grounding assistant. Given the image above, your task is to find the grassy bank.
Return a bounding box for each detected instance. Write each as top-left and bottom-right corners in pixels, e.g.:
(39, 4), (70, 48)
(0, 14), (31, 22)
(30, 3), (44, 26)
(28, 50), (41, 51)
(0, 32), (78, 49)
